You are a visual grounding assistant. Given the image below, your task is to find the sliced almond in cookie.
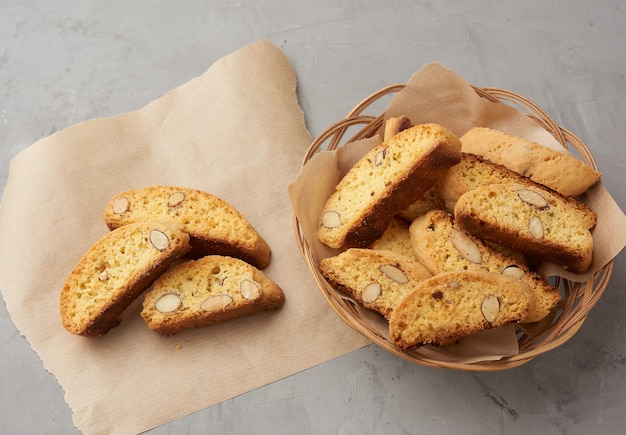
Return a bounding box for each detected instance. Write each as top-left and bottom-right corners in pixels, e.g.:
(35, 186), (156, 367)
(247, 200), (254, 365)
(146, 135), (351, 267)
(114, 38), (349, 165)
(240, 279), (261, 300)
(155, 293), (182, 313)
(167, 191), (186, 208)
(480, 294), (500, 323)
(374, 149), (387, 166)
(361, 282), (382, 302)
(517, 189), (549, 209)
(200, 294), (233, 311)
(501, 265), (525, 279)
(450, 229), (482, 264)
(149, 229), (171, 250)
(112, 197), (130, 214)
(321, 210), (342, 228)
(379, 264), (409, 284)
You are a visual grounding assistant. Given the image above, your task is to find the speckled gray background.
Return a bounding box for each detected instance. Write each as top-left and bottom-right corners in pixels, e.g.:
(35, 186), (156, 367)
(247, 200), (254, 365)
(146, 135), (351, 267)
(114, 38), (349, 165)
(2, 1), (625, 434)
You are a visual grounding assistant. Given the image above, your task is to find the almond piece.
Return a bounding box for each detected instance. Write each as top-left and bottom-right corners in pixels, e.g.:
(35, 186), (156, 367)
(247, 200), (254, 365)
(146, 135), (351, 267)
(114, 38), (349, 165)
(361, 282), (382, 302)
(155, 293), (182, 313)
(528, 216), (544, 238)
(149, 229), (170, 251)
(240, 279), (261, 300)
(502, 265), (524, 279)
(200, 294), (233, 311)
(481, 294), (500, 323)
(321, 211), (342, 228)
(374, 149), (387, 166)
(167, 191), (186, 208)
(450, 230), (482, 264)
(112, 197), (130, 214)
(98, 270), (109, 281)
(379, 264), (409, 284)
(517, 189), (549, 209)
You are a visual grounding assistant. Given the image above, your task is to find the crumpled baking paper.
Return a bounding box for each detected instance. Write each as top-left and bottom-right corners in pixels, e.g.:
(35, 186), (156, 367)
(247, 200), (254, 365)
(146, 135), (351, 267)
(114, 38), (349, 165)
(0, 39), (370, 435)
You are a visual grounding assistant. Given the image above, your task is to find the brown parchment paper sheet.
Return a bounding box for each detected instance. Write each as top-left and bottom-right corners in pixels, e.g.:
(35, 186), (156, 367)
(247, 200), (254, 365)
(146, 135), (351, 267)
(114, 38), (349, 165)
(0, 39), (371, 435)
(288, 62), (626, 363)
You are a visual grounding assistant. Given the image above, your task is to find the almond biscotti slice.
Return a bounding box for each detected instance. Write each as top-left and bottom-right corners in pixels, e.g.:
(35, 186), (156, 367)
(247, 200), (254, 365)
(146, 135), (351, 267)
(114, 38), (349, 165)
(382, 117), (446, 222)
(370, 217), (418, 261)
(141, 255), (285, 336)
(409, 210), (559, 322)
(436, 152), (539, 212)
(318, 123), (462, 249)
(320, 248), (432, 319)
(396, 186), (445, 222)
(389, 270), (532, 350)
(104, 186), (271, 269)
(60, 222), (191, 336)
(436, 153), (597, 230)
(460, 127), (601, 197)
(454, 183), (596, 274)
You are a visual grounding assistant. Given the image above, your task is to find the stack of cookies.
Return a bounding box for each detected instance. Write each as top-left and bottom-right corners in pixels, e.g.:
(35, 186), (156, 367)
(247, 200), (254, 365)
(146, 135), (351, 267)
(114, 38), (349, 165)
(318, 119), (600, 351)
(60, 186), (284, 337)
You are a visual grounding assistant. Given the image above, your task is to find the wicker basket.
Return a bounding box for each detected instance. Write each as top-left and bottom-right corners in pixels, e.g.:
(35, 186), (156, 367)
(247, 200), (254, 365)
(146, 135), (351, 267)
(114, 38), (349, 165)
(293, 84), (614, 371)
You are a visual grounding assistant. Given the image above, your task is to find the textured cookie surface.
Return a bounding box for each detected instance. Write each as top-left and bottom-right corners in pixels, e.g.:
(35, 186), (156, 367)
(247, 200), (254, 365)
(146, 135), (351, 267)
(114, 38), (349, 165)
(141, 255), (284, 336)
(60, 222), (191, 336)
(389, 270), (532, 350)
(460, 127), (601, 197)
(320, 248), (431, 319)
(436, 153), (539, 212)
(455, 183), (596, 274)
(370, 217), (418, 261)
(409, 210), (559, 322)
(104, 185), (271, 269)
(318, 123), (462, 249)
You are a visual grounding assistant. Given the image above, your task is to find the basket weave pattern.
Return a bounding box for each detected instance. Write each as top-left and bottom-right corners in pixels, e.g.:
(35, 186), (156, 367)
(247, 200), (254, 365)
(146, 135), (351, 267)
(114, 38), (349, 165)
(294, 84), (613, 371)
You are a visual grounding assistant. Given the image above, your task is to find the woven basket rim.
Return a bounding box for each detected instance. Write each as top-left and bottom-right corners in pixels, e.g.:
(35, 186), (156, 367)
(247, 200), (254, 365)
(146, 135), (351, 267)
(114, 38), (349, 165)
(293, 83), (613, 371)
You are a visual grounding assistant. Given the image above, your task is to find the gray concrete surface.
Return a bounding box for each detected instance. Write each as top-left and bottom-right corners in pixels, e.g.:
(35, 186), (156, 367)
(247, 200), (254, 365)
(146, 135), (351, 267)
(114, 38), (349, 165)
(2, 1), (626, 434)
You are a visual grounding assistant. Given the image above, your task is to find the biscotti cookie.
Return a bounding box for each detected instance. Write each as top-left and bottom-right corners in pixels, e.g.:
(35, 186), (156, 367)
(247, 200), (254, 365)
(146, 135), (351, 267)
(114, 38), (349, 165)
(318, 123), (462, 249)
(436, 153), (539, 212)
(437, 153), (597, 228)
(382, 117), (446, 222)
(409, 210), (559, 322)
(104, 186), (271, 269)
(320, 248), (431, 319)
(460, 127), (601, 197)
(396, 186), (445, 222)
(389, 271), (532, 350)
(141, 255), (285, 336)
(454, 183), (596, 274)
(60, 222), (191, 336)
(370, 217), (417, 260)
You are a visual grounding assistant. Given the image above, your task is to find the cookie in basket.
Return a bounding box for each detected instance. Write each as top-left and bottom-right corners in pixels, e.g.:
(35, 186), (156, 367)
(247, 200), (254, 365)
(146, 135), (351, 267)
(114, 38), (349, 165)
(460, 127), (601, 197)
(409, 210), (559, 322)
(454, 183), (596, 274)
(104, 185), (271, 269)
(318, 123), (462, 249)
(141, 255), (285, 336)
(389, 270), (533, 350)
(320, 248), (431, 319)
(436, 152), (540, 212)
(383, 117), (445, 222)
(370, 217), (418, 260)
(60, 222), (191, 336)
